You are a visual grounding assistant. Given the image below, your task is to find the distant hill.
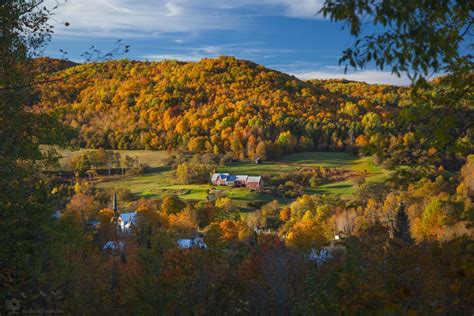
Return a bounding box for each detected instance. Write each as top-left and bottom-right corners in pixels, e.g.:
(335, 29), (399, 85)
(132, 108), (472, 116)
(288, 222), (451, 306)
(33, 57), (78, 74)
(33, 56), (409, 157)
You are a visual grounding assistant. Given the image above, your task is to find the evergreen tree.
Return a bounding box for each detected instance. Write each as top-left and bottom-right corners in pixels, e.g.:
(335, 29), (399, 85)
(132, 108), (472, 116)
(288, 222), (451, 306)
(0, 1), (69, 309)
(392, 203), (413, 245)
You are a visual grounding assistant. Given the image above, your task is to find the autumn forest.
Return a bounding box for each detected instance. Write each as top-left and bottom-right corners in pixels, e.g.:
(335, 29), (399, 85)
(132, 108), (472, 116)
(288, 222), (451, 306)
(1, 1), (473, 315)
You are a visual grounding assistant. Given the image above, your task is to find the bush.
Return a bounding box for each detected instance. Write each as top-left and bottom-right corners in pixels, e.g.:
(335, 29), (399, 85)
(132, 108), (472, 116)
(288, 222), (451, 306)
(309, 176), (322, 189)
(247, 200), (267, 209)
(353, 175), (366, 187)
(372, 153), (382, 165)
(220, 152), (234, 165)
(382, 158), (395, 169)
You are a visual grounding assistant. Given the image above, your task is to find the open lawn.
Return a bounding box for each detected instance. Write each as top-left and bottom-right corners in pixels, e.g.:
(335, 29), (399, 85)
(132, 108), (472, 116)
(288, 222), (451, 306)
(282, 152), (389, 197)
(96, 151), (390, 204)
(222, 152), (383, 176)
(281, 151), (382, 173)
(97, 167), (285, 208)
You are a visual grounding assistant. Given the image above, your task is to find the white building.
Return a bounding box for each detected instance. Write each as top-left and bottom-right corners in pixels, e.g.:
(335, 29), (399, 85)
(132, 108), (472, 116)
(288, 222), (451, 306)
(117, 212), (137, 233)
(177, 235), (207, 249)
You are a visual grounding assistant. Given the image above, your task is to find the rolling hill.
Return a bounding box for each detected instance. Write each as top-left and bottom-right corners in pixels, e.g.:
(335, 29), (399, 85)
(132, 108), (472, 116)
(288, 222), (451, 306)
(33, 56), (408, 157)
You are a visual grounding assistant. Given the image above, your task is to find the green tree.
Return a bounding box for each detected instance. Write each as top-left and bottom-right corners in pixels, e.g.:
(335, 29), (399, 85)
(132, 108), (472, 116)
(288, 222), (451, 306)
(320, 0), (473, 164)
(176, 161), (191, 184)
(255, 140), (267, 160)
(161, 195), (186, 215)
(0, 0), (70, 306)
(277, 131), (295, 154)
(320, 0), (472, 80)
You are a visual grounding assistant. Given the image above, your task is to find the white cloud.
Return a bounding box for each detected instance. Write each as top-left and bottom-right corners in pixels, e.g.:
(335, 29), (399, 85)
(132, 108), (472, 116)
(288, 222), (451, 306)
(46, 0), (243, 38)
(290, 69), (411, 85)
(165, 1), (182, 17)
(49, 1), (408, 84)
(142, 53), (205, 61)
(140, 42), (292, 63)
(46, 0), (325, 38)
(274, 0), (324, 18)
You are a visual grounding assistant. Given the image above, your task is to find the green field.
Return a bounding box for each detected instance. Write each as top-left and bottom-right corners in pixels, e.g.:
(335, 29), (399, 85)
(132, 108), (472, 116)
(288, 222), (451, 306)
(281, 151), (382, 173)
(95, 151), (389, 203)
(281, 152), (389, 196)
(96, 167), (285, 207)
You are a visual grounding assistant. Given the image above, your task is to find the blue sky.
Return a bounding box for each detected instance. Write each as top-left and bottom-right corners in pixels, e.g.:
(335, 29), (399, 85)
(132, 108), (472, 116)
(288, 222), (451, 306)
(44, 0), (410, 85)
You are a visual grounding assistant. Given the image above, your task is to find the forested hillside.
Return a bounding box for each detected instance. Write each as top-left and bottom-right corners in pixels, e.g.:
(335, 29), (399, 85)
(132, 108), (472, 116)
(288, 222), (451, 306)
(34, 57), (409, 158)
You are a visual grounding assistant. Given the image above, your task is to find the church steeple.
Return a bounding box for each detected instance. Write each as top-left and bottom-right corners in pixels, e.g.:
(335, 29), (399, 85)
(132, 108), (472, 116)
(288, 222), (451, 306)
(111, 191), (120, 240)
(112, 191), (118, 214)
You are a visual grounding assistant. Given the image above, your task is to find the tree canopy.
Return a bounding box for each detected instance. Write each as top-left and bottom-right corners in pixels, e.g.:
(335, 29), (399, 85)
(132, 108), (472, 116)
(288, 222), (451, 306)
(320, 0), (473, 164)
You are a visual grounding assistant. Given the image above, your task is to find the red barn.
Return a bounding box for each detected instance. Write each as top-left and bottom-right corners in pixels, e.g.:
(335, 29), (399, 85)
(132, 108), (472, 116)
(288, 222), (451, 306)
(246, 176), (263, 190)
(235, 175), (249, 187)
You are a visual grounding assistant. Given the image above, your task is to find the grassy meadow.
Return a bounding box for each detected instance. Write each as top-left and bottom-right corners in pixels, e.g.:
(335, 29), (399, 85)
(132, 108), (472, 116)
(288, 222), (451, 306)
(90, 150), (389, 204)
(48, 146), (388, 203)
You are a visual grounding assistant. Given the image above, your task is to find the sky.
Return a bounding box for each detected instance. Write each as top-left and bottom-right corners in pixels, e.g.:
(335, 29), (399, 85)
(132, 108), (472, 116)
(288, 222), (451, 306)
(44, 0), (411, 85)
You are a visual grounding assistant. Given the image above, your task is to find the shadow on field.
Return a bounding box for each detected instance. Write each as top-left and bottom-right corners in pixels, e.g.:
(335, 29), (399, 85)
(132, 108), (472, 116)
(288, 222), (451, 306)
(143, 166), (171, 175)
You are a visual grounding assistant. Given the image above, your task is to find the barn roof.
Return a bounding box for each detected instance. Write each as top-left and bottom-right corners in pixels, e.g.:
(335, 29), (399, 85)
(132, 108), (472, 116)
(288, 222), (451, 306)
(247, 176), (262, 183)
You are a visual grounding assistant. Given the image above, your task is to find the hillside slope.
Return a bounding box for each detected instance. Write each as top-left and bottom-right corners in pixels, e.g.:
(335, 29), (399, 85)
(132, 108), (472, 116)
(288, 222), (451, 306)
(34, 56), (408, 157)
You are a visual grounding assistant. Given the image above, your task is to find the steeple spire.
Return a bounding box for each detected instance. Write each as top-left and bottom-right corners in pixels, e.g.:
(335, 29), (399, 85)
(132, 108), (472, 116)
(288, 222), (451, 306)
(112, 191), (118, 214)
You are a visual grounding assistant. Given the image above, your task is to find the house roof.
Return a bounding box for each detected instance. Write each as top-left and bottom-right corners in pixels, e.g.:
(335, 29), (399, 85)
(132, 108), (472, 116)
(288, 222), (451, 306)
(211, 173), (229, 181)
(226, 174), (236, 181)
(103, 241), (125, 251)
(177, 239), (193, 248)
(247, 176), (262, 183)
(119, 212), (137, 225)
(213, 173), (261, 184)
(177, 237), (207, 249)
(87, 220), (101, 227)
(308, 248), (333, 266)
